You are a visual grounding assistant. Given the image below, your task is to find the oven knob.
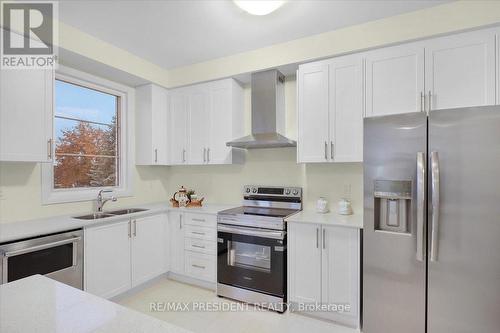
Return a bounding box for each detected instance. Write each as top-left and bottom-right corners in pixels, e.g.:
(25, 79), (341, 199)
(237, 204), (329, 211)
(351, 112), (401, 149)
(252, 188), (257, 193)
(285, 189), (291, 195)
(246, 187), (251, 193)
(292, 189), (299, 195)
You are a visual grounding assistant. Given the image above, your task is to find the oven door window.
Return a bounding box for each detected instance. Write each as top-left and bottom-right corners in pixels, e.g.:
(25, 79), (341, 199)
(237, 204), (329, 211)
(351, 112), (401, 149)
(7, 243), (74, 282)
(228, 241), (271, 273)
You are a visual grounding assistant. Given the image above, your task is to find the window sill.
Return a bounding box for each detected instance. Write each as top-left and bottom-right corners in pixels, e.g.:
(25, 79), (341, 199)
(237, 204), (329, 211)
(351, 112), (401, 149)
(41, 186), (133, 205)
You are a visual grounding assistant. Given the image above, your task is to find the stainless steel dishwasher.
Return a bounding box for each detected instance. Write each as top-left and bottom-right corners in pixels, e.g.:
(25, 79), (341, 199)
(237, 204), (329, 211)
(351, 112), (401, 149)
(0, 229), (83, 289)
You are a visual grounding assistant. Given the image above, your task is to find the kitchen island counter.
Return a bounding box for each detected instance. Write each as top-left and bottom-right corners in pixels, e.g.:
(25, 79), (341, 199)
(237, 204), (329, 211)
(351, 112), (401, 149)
(0, 275), (191, 333)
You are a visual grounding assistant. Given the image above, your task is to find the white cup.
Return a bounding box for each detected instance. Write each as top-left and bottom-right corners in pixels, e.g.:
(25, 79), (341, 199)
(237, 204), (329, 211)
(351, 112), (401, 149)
(316, 197), (329, 213)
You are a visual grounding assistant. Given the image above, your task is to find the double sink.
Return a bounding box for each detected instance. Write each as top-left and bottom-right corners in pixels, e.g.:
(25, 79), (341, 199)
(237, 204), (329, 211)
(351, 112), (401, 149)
(73, 208), (148, 220)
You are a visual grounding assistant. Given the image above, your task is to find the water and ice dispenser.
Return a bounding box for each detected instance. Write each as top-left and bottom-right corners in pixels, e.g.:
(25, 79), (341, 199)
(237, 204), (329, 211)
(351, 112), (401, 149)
(374, 180), (412, 234)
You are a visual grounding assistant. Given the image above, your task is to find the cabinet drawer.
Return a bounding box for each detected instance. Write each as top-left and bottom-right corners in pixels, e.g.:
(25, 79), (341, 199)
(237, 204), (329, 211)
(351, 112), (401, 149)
(184, 238), (216, 255)
(184, 251), (215, 282)
(183, 213), (216, 227)
(184, 225), (216, 241)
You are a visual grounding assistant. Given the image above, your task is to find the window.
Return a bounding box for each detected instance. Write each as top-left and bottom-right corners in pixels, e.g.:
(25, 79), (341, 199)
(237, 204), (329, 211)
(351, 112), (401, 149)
(42, 66), (133, 204)
(54, 80), (120, 189)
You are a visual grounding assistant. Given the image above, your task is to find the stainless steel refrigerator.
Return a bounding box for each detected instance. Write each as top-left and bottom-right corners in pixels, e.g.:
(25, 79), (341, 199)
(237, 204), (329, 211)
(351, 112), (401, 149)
(363, 106), (500, 333)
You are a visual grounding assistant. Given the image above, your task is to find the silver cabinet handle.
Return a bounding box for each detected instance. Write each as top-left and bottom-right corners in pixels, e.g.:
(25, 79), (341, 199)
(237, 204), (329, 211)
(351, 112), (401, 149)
(192, 264), (205, 269)
(416, 152), (426, 262)
(192, 218), (205, 222)
(316, 228), (319, 248)
(203, 148), (206, 163)
(133, 220), (137, 237)
(428, 90), (432, 112)
(192, 244), (206, 249)
(192, 231), (206, 236)
(154, 149), (158, 163)
(128, 220), (132, 238)
(47, 139), (53, 160)
(207, 148), (210, 163)
(420, 92), (424, 112)
(324, 142), (328, 160)
(179, 215), (182, 229)
(182, 149), (186, 163)
(330, 141), (334, 160)
(430, 151), (440, 262)
(322, 228), (326, 249)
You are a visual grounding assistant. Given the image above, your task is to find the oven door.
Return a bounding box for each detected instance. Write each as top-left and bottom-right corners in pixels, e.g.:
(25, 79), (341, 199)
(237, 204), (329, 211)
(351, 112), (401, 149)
(217, 224), (286, 298)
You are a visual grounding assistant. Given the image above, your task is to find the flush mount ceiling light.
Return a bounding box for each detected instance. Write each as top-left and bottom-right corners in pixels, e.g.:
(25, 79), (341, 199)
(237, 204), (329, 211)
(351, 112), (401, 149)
(233, 1), (286, 16)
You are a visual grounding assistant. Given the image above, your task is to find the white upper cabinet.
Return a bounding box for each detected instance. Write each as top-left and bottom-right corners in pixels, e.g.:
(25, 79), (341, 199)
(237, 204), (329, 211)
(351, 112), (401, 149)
(297, 63), (330, 163)
(365, 43), (425, 117)
(169, 89), (189, 165)
(136, 84), (169, 165)
(329, 55), (364, 162)
(0, 68), (54, 162)
(425, 29), (496, 111)
(187, 84), (210, 165)
(207, 79), (244, 165)
(297, 55), (363, 163)
(170, 78), (244, 166)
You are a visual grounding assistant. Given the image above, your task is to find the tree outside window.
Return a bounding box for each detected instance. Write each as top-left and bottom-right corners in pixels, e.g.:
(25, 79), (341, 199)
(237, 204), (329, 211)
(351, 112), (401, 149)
(54, 80), (119, 189)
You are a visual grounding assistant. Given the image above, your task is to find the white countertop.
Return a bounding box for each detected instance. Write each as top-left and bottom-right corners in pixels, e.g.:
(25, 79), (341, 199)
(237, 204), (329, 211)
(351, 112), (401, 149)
(286, 210), (363, 229)
(0, 275), (191, 333)
(0, 202), (236, 243)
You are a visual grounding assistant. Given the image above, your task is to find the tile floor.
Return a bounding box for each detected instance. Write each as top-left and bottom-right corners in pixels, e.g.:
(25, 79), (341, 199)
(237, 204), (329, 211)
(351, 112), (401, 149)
(117, 277), (359, 333)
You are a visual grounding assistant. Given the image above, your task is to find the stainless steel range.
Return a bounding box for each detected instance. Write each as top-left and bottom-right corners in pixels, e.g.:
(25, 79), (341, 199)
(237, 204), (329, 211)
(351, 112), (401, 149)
(217, 185), (302, 312)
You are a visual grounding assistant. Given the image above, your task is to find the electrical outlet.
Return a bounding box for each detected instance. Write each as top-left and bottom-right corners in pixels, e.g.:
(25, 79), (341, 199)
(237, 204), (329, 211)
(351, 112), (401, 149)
(343, 183), (352, 200)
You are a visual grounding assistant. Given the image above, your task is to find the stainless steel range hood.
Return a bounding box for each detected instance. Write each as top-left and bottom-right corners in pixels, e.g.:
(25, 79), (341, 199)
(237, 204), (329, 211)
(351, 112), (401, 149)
(227, 69), (296, 149)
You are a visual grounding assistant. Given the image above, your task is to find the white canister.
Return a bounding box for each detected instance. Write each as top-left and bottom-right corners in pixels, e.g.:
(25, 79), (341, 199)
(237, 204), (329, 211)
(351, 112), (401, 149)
(338, 198), (353, 215)
(316, 197), (329, 214)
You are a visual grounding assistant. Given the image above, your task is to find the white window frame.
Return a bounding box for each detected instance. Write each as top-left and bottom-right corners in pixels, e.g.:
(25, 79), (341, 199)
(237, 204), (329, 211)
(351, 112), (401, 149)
(42, 65), (134, 204)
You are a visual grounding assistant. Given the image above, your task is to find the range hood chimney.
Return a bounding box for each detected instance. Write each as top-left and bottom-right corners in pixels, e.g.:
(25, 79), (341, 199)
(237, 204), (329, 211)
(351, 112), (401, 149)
(226, 69), (296, 149)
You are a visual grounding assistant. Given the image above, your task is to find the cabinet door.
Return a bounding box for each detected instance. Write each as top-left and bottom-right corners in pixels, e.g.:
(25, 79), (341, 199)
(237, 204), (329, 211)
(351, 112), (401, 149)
(187, 85), (210, 165)
(169, 212), (185, 274)
(321, 226), (360, 328)
(0, 69), (53, 162)
(329, 55), (364, 162)
(169, 91), (188, 165)
(208, 80), (233, 164)
(151, 86), (169, 164)
(131, 214), (166, 287)
(365, 43), (424, 117)
(288, 223), (322, 305)
(297, 63), (330, 163)
(84, 221), (131, 298)
(425, 29), (496, 111)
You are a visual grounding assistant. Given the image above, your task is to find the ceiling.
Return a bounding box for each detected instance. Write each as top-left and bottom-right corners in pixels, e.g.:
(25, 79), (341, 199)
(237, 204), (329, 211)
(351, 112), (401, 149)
(59, 0), (448, 70)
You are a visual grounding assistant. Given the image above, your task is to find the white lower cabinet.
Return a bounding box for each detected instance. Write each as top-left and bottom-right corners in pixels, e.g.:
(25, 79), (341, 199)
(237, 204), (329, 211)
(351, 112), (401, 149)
(169, 211), (185, 274)
(84, 220), (132, 299)
(131, 215), (167, 287)
(168, 211), (217, 285)
(288, 222), (360, 328)
(84, 214), (167, 298)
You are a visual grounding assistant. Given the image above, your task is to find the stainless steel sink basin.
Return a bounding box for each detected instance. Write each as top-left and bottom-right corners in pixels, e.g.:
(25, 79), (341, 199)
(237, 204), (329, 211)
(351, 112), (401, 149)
(73, 213), (116, 220)
(107, 208), (149, 215)
(73, 208), (148, 220)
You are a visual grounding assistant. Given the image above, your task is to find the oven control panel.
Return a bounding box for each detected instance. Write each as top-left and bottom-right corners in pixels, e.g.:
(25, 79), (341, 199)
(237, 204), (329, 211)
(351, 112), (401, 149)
(243, 185), (302, 198)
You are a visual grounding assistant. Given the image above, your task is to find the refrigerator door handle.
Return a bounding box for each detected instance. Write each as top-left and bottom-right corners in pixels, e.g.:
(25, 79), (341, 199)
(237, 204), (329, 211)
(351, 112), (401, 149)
(430, 151), (440, 262)
(416, 152), (426, 262)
